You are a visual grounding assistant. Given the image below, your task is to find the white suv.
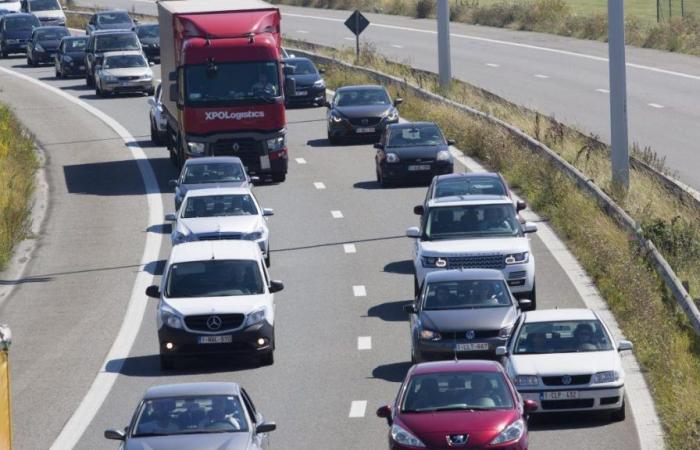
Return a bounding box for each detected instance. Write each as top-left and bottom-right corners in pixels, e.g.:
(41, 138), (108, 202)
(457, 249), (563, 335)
(407, 195), (538, 308)
(145, 240), (283, 370)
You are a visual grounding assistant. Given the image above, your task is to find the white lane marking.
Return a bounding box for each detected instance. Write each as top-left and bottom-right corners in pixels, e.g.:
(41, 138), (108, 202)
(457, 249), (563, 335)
(344, 37), (355, 41)
(391, 44), (403, 48)
(295, 157), (307, 164)
(648, 103), (665, 109)
(596, 88), (610, 93)
(314, 181), (326, 189)
(331, 210), (344, 218)
(357, 336), (372, 350)
(534, 74), (549, 79)
(297, 30), (309, 33)
(284, 12), (700, 81)
(343, 243), (357, 253)
(486, 63), (500, 68)
(349, 400), (367, 418)
(0, 67), (164, 450)
(353, 285), (367, 297)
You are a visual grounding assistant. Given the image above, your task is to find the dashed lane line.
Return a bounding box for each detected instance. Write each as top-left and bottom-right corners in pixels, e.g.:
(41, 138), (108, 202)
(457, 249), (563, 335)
(349, 400), (367, 418)
(331, 210), (344, 218)
(353, 285), (367, 297)
(357, 336), (372, 350)
(343, 243), (357, 254)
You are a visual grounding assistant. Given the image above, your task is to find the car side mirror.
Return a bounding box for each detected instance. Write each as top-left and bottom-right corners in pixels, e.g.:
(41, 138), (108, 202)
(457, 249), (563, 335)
(164, 213), (177, 221)
(133, 18), (139, 25)
(394, 98), (403, 106)
(145, 285), (161, 298)
(376, 405), (392, 425)
(617, 340), (633, 351)
(147, 98), (156, 106)
(168, 70), (177, 82)
(447, 139), (456, 146)
(516, 200), (527, 212)
(263, 208), (274, 217)
(284, 77), (296, 98)
(405, 226), (420, 238)
(104, 429), (125, 441)
(524, 399), (538, 413)
(373, 143), (383, 150)
(495, 346), (508, 356)
(269, 280), (284, 293)
(256, 422), (276, 433)
(523, 222), (537, 233)
(283, 65), (294, 76)
(168, 179), (177, 187)
(517, 298), (532, 309)
(403, 304), (417, 314)
(413, 205), (424, 216)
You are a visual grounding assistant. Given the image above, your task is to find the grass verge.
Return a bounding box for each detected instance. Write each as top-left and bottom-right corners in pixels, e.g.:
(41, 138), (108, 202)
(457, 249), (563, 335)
(292, 40), (700, 448)
(0, 103), (39, 271)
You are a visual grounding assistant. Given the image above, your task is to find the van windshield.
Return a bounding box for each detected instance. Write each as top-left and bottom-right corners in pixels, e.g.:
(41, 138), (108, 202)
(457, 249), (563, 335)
(166, 260), (264, 298)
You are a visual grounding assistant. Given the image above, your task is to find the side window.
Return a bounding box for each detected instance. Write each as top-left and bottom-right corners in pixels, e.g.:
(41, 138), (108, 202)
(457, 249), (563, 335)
(240, 389), (258, 424)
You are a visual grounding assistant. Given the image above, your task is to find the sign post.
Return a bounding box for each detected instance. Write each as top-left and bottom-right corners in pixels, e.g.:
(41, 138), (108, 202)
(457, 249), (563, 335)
(608, 0), (630, 191)
(437, 0), (452, 90)
(0, 325), (12, 450)
(344, 10), (370, 61)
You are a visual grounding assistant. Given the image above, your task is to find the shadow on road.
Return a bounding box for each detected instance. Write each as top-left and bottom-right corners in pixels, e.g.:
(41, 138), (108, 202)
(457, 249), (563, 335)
(353, 180), (381, 190)
(105, 354), (261, 377)
(528, 409), (624, 431)
(366, 299), (412, 322)
(371, 361), (412, 383)
(147, 223), (172, 234)
(63, 157), (175, 196)
(383, 260), (413, 275)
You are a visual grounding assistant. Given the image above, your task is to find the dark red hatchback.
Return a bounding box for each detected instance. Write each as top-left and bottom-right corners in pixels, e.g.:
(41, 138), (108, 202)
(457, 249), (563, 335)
(377, 360), (536, 449)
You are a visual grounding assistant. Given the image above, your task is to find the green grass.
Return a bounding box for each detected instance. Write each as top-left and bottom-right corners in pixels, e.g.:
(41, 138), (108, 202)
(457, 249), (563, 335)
(0, 104), (39, 270)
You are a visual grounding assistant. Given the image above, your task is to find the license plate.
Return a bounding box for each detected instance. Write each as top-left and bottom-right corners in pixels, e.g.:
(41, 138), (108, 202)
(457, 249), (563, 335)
(455, 343), (489, 351)
(356, 127), (375, 133)
(294, 90), (308, 96)
(408, 164), (431, 171)
(78, 65), (85, 70)
(198, 335), (232, 344)
(541, 391), (579, 400)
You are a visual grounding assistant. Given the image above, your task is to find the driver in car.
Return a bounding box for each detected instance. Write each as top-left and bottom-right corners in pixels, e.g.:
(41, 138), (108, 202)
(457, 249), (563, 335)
(200, 397), (241, 430)
(251, 72), (277, 95)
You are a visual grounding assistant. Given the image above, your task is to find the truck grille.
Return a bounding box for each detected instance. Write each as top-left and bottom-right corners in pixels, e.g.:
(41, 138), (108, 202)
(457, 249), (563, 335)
(185, 314), (245, 331)
(447, 254), (505, 270)
(211, 138), (260, 158)
(349, 117), (382, 126)
(542, 375), (592, 386)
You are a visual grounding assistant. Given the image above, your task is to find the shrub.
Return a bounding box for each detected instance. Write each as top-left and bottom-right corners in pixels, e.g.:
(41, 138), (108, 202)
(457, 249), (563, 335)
(415, 0), (436, 19)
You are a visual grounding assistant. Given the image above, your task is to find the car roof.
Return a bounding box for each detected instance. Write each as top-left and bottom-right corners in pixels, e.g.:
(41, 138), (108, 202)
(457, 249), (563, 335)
(435, 172), (503, 183)
(144, 382), (241, 400)
(184, 187), (253, 198)
(169, 240), (261, 264)
(95, 9), (129, 15)
(427, 195), (512, 207)
(425, 269), (506, 283)
(336, 84), (386, 92)
(411, 360), (503, 376)
(387, 121), (438, 130)
(184, 156), (243, 166)
(524, 308), (597, 323)
(102, 50), (145, 57)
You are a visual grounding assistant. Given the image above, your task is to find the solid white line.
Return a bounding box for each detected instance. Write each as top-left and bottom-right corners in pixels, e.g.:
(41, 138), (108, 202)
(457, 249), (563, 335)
(0, 67), (164, 450)
(534, 74), (549, 79)
(349, 400), (367, 418)
(343, 243), (357, 253)
(313, 181), (326, 189)
(596, 88), (610, 94)
(391, 44), (403, 48)
(297, 30), (309, 33)
(344, 37), (355, 41)
(295, 157), (307, 164)
(648, 103), (665, 109)
(331, 210), (343, 218)
(353, 285), (367, 297)
(485, 63), (500, 68)
(284, 12), (700, 81)
(357, 336), (372, 350)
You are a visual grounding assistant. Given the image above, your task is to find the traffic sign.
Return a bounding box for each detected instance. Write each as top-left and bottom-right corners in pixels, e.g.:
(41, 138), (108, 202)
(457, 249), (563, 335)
(344, 10), (370, 36)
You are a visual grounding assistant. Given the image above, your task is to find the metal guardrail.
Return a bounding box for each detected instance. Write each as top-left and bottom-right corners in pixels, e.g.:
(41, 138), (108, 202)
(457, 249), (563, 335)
(289, 47), (700, 336)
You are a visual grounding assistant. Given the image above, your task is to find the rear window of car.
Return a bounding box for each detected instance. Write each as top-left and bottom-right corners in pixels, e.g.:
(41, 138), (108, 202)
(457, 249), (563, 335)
(435, 177), (506, 198)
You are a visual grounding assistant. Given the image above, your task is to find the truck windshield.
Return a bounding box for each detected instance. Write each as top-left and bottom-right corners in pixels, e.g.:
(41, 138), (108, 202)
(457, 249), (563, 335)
(186, 61), (280, 105)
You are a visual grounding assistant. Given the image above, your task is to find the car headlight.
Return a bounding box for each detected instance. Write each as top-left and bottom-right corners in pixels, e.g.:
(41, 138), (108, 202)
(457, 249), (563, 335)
(498, 325), (514, 338)
(160, 305), (183, 329)
(330, 112), (343, 123)
(35, 44), (44, 52)
(490, 419), (525, 445)
(592, 371), (619, 384)
(243, 229), (264, 241)
(421, 256), (447, 268)
(266, 136), (285, 152)
(515, 375), (539, 386)
(244, 308), (266, 327)
(385, 108), (399, 121)
(313, 79), (325, 88)
(436, 150), (451, 161)
(419, 329), (442, 341)
(390, 423), (425, 448)
(505, 252), (529, 265)
(142, 73), (153, 81)
(385, 152), (400, 163)
(187, 142), (205, 155)
(63, 55), (72, 63)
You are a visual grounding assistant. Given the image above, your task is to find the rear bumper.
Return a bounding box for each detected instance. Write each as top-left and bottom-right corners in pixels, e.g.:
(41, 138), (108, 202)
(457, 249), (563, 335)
(158, 321), (274, 358)
(381, 161), (453, 182)
(2, 42), (27, 54)
(519, 385), (625, 412)
(286, 86), (325, 105)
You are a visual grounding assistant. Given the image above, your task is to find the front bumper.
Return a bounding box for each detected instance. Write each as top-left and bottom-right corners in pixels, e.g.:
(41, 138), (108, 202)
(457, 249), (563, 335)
(381, 161), (453, 183)
(328, 116), (398, 140)
(158, 320), (274, 358)
(286, 86), (325, 105)
(519, 385), (625, 413)
(415, 258), (535, 295)
(415, 336), (506, 361)
(102, 79), (153, 94)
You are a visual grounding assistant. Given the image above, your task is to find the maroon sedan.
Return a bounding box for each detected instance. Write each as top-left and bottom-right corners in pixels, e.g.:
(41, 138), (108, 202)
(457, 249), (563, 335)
(377, 360), (536, 449)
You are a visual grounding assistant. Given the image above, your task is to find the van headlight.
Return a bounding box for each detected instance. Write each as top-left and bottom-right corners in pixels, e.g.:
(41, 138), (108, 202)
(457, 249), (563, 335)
(266, 136), (285, 152)
(245, 308), (266, 327)
(385, 108), (399, 121)
(505, 252), (529, 265)
(592, 371), (619, 383)
(436, 150), (451, 161)
(385, 152), (400, 163)
(330, 112), (343, 123)
(419, 329), (442, 341)
(160, 305), (183, 329)
(187, 142), (205, 155)
(313, 79), (325, 88)
(490, 419), (525, 445)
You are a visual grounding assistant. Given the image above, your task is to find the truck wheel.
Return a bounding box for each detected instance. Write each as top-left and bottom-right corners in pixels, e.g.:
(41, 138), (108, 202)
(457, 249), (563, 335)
(259, 351), (274, 367)
(159, 354), (175, 371)
(272, 173), (286, 183)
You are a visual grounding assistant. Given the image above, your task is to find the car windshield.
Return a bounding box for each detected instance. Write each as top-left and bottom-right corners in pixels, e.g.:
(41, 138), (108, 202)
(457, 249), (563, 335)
(36, 28), (69, 40)
(29, 0), (60, 11)
(166, 260), (264, 297)
(137, 24), (158, 38)
(182, 194), (258, 218)
(103, 54), (146, 69)
(186, 61), (280, 105)
(5, 16), (40, 30)
(64, 38), (87, 51)
(388, 125), (445, 147)
(132, 395), (249, 437)
(514, 319), (614, 354)
(336, 88), (390, 107)
(424, 280), (512, 310)
(97, 12), (131, 25)
(286, 59), (316, 75)
(425, 204), (520, 240)
(435, 177), (507, 197)
(95, 33), (139, 52)
(402, 372), (514, 413)
(183, 163), (246, 185)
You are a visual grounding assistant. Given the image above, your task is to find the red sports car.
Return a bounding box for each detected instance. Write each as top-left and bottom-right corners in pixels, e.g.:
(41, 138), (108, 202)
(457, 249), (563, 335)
(377, 360), (536, 449)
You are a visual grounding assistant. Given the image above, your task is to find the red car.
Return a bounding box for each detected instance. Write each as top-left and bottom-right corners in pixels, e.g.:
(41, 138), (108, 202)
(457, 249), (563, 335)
(377, 360), (536, 449)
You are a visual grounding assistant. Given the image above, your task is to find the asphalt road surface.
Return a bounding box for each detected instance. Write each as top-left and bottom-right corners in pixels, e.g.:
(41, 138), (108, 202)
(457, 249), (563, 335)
(0, 50), (644, 449)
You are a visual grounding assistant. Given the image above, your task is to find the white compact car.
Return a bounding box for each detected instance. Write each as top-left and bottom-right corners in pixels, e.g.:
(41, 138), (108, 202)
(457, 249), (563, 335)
(145, 240), (284, 370)
(147, 82), (167, 145)
(407, 195), (537, 307)
(497, 308), (633, 421)
(166, 187), (273, 266)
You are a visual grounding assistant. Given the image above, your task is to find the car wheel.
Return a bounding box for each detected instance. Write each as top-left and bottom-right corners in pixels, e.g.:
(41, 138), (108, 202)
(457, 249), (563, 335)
(610, 400), (625, 422)
(169, 147), (178, 166)
(411, 343), (420, 364)
(272, 173), (286, 183)
(95, 83), (103, 97)
(379, 171), (391, 188)
(159, 354), (175, 371)
(26, 56), (31, 66)
(527, 281), (537, 310)
(259, 351), (274, 367)
(150, 119), (162, 145)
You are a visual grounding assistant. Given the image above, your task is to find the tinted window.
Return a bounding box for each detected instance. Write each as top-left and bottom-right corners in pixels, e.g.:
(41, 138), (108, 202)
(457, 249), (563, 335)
(35, 28), (69, 40)
(183, 163), (246, 184)
(95, 33), (139, 51)
(136, 24), (158, 38)
(514, 320), (614, 354)
(97, 11), (131, 25)
(424, 280), (511, 310)
(388, 125), (445, 147)
(166, 260), (264, 298)
(186, 61), (279, 105)
(336, 88), (390, 107)
(5, 15), (40, 30)
(402, 372), (514, 412)
(29, 0), (60, 11)
(435, 177), (506, 198)
(182, 194), (258, 218)
(286, 59), (316, 75)
(64, 38), (86, 51)
(425, 204), (520, 239)
(132, 395), (249, 437)
(103, 54), (146, 68)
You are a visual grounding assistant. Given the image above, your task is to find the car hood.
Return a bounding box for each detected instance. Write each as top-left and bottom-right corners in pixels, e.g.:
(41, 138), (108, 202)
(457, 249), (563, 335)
(387, 144), (449, 158)
(33, 10), (65, 19)
(165, 293), (269, 316)
(179, 181), (249, 197)
(178, 215), (262, 236)
(420, 237), (530, 255)
(36, 39), (61, 49)
(420, 306), (517, 332)
(510, 350), (620, 377)
(289, 73), (320, 87)
(335, 104), (391, 119)
(125, 432), (251, 450)
(398, 410), (519, 446)
(102, 67), (151, 77)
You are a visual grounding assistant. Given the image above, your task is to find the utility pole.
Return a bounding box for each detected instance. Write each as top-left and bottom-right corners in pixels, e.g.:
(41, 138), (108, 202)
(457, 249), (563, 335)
(670, 0), (672, 18)
(608, 0), (630, 191)
(437, 0), (451, 90)
(657, 0), (660, 22)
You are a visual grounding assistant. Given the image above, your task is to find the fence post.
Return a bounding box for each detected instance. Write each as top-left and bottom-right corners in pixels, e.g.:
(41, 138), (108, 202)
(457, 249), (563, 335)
(0, 325), (12, 450)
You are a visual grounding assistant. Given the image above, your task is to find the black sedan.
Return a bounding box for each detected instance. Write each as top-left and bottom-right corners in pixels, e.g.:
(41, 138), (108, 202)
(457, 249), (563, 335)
(375, 122), (453, 187)
(26, 25), (69, 66)
(54, 35), (87, 78)
(283, 57), (325, 107)
(326, 84), (401, 145)
(135, 22), (159, 62)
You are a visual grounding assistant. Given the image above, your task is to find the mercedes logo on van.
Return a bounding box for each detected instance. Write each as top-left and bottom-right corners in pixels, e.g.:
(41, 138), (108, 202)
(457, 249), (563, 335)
(465, 330), (476, 340)
(446, 434), (469, 446)
(206, 315), (223, 331)
(562, 375), (572, 385)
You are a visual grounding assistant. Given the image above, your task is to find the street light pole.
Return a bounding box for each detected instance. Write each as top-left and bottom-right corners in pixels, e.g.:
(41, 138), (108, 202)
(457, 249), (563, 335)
(608, 0), (630, 191)
(437, 0), (451, 90)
